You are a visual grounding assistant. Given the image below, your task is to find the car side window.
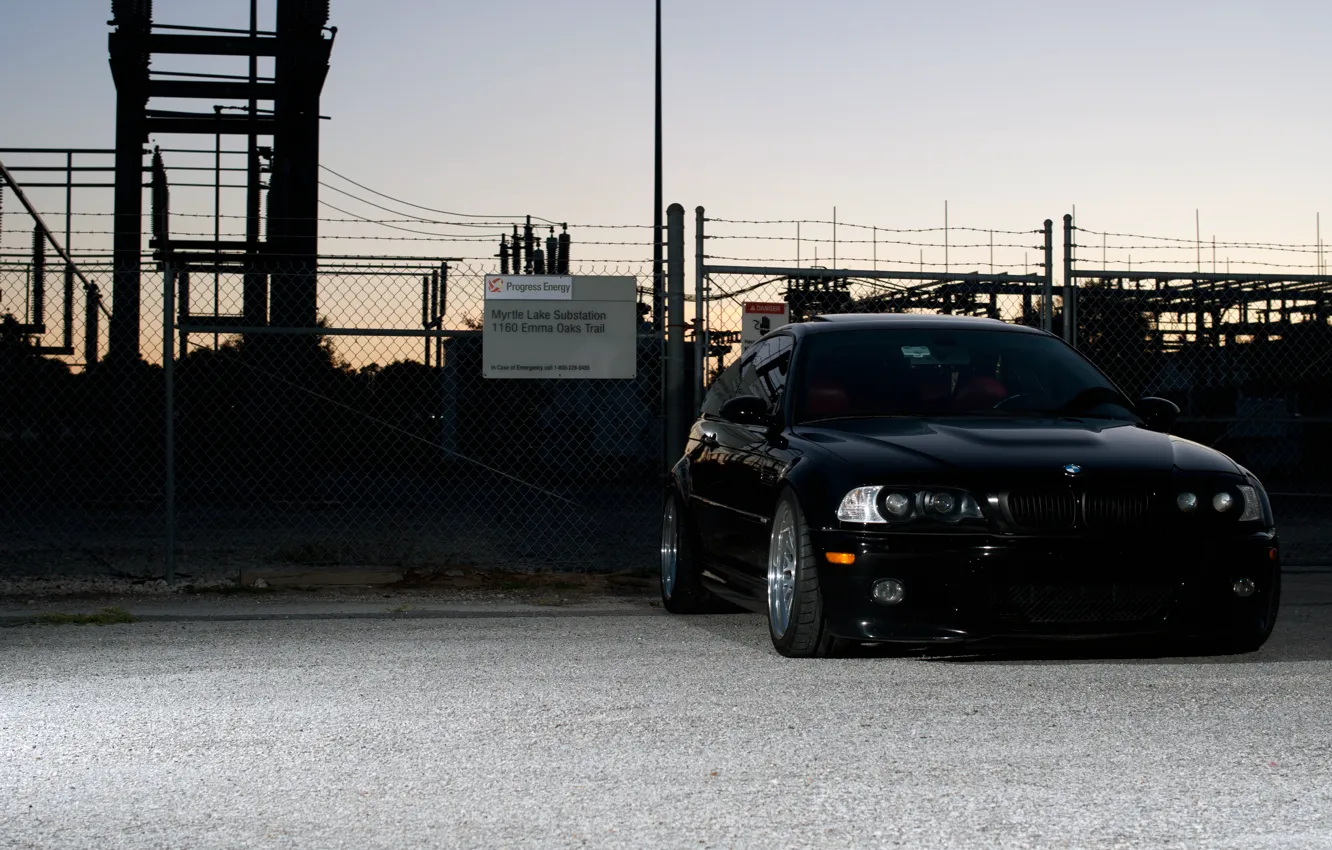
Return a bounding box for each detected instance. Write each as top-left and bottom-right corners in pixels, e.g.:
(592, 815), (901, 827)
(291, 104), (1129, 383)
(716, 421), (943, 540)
(734, 338), (776, 401)
(750, 335), (793, 412)
(701, 361), (744, 417)
(703, 338), (772, 417)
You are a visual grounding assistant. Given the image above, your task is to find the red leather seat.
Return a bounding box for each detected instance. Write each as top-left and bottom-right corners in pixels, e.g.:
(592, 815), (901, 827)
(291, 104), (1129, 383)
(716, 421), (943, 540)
(952, 375), (1008, 411)
(805, 380), (851, 418)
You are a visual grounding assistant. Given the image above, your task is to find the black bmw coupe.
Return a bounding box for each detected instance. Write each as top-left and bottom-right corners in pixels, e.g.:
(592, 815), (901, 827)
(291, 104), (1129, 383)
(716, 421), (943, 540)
(662, 314), (1280, 657)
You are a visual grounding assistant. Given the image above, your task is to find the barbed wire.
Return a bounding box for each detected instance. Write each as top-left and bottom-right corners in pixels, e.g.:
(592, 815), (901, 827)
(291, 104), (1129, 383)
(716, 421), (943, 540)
(1071, 258), (1325, 270)
(708, 232), (1043, 250)
(701, 254), (1039, 270)
(706, 217), (1040, 236)
(1073, 225), (1324, 250)
(1073, 241), (1325, 254)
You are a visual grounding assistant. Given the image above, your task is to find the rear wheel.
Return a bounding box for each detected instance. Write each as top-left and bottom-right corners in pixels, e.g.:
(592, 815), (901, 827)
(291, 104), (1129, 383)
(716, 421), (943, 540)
(767, 490), (843, 658)
(660, 492), (727, 614)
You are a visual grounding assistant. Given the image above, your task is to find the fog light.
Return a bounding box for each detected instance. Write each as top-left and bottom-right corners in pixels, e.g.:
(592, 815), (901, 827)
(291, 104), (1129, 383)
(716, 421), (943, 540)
(1177, 492), (1198, 512)
(1232, 577), (1256, 597)
(1213, 492), (1235, 512)
(871, 578), (905, 605)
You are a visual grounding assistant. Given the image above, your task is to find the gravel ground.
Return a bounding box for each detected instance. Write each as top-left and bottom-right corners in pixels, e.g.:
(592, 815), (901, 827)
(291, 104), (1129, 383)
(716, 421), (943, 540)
(1, 573), (1330, 850)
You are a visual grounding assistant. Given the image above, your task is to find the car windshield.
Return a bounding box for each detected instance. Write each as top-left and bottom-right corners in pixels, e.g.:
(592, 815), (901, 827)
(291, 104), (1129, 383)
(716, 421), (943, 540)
(794, 326), (1133, 423)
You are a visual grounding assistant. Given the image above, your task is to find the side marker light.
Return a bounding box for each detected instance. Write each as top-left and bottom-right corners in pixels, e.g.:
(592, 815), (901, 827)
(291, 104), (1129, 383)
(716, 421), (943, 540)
(825, 552), (856, 565)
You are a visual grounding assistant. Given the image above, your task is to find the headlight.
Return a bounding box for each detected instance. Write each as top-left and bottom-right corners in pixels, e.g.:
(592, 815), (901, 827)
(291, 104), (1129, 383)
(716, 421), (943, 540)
(1177, 483), (1264, 523)
(1236, 485), (1262, 522)
(836, 486), (884, 523)
(836, 486), (984, 525)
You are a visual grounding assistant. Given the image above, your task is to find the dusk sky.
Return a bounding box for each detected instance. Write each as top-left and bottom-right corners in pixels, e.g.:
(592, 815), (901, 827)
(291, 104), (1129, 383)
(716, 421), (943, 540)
(4, 0), (1332, 273)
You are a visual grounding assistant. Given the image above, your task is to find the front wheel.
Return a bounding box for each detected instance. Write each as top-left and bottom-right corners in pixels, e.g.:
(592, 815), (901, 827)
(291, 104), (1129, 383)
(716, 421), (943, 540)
(767, 490), (843, 658)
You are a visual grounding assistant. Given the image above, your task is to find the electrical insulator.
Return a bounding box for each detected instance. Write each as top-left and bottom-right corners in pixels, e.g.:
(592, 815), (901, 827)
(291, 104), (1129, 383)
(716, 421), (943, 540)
(533, 248), (546, 275)
(558, 228), (571, 275)
(523, 216), (534, 275)
(546, 229), (558, 274)
(499, 234), (510, 275)
(512, 225), (522, 275)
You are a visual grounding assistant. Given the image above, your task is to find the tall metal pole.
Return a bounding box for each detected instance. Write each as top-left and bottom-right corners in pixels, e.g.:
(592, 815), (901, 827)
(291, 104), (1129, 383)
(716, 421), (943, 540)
(653, 0), (664, 337)
(944, 200), (949, 275)
(1063, 213), (1076, 347)
(64, 151), (73, 260)
(695, 206), (706, 414)
(163, 263), (177, 584)
(243, 0), (263, 325)
(666, 204), (686, 470)
(1042, 219), (1053, 332)
(214, 116), (222, 350)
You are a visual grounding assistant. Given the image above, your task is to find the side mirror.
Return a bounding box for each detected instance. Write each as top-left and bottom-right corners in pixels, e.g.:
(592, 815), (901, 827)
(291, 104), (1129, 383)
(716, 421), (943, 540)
(719, 394), (773, 427)
(1136, 396), (1180, 432)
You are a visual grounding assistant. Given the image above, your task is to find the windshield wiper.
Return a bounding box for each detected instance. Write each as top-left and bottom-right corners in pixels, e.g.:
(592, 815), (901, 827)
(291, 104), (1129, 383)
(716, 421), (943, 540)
(799, 414), (912, 424)
(1048, 386), (1135, 415)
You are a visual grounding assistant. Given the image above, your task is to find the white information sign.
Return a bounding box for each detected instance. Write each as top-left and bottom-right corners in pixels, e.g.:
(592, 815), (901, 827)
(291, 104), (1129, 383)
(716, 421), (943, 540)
(741, 301), (790, 351)
(483, 275), (637, 379)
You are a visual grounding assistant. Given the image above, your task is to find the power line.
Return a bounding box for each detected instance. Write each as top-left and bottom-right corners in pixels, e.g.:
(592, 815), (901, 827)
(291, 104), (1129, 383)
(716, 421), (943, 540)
(318, 163), (561, 224)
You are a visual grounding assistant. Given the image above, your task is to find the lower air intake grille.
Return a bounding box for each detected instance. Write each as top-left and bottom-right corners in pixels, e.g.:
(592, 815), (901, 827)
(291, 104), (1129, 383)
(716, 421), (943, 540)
(1000, 583), (1173, 624)
(1007, 490), (1076, 530)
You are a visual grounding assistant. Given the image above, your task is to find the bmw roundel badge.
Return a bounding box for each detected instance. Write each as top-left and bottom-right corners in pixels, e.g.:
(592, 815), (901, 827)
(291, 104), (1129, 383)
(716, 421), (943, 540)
(1063, 463), (1083, 476)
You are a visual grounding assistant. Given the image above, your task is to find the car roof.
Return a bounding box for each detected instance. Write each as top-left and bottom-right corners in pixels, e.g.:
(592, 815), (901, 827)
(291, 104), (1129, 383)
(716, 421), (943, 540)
(780, 313), (1048, 336)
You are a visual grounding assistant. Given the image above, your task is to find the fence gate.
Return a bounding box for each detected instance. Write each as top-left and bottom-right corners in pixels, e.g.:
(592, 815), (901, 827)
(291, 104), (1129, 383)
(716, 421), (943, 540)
(163, 262), (667, 579)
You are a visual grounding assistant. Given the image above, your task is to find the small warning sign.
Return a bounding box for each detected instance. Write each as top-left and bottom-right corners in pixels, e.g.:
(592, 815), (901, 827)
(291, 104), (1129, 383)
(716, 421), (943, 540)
(741, 302), (790, 351)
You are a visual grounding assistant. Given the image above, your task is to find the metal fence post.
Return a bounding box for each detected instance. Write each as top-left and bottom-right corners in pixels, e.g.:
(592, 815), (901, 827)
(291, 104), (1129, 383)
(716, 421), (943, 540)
(695, 206), (706, 414)
(666, 203), (687, 471)
(1042, 219), (1054, 332)
(163, 263), (177, 584)
(1063, 213), (1076, 346)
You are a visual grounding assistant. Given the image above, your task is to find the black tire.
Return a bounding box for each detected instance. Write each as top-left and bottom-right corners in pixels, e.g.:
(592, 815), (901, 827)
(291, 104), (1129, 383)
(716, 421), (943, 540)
(660, 491), (729, 614)
(766, 489), (844, 658)
(1203, 566), (1281, 655)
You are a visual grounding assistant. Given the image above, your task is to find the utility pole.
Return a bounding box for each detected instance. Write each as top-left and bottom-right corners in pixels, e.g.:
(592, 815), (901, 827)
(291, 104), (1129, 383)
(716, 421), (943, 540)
(653, 0), (664, 336)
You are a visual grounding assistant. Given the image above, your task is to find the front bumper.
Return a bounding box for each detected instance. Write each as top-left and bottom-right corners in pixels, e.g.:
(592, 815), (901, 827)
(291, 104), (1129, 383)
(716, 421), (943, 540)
(812, 528), (1279, 645)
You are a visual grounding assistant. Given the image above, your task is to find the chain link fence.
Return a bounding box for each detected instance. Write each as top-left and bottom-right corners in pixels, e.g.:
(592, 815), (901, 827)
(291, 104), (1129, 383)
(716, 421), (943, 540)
(1065, 219), (1332, 563)
(1, 258), (167, 579)
(2, 255), (666, 580)
(5, 203), (1330, 579)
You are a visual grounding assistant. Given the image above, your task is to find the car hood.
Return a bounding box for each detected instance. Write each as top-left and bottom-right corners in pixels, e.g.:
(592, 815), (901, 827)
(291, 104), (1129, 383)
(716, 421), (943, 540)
(794, 416), (1241, 479)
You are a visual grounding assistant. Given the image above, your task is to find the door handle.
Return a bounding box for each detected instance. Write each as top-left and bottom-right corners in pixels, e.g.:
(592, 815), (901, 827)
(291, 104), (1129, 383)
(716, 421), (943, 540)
(699, 430), (719, 448)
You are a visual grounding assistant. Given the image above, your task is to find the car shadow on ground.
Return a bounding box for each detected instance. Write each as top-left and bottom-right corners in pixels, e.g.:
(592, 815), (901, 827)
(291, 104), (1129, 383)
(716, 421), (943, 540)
(675, 570), (1332, 664)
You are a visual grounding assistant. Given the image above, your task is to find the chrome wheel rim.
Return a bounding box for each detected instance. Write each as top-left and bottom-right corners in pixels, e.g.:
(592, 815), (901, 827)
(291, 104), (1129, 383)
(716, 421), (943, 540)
(661, 499), (678, 599)
(768, 502), (798, 637)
